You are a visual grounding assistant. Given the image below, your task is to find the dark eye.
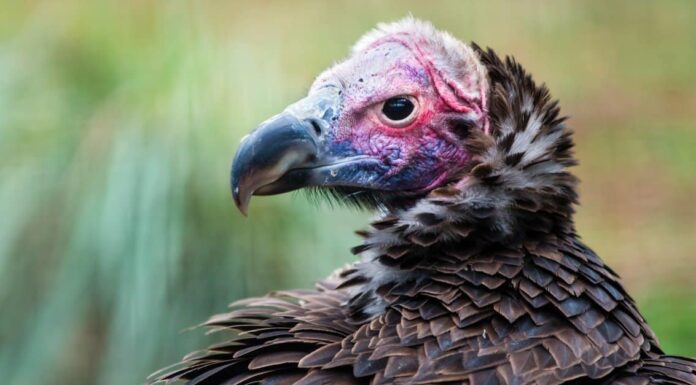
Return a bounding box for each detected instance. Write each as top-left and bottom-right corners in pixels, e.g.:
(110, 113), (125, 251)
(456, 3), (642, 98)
(379, 96), (419, 127)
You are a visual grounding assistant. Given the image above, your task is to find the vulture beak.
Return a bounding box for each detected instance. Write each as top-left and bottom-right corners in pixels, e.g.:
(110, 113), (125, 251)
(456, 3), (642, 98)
(230, 111), (321, 216)
(231, 86), (375, 215)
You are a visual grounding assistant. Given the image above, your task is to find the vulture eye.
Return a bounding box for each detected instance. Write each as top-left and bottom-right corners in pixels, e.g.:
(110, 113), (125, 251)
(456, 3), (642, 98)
(379, 96), (418, 127)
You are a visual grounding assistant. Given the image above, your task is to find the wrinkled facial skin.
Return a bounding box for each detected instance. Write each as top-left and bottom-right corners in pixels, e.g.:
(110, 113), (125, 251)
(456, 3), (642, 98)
(312, 41), (471, 193)
(230, 38), (483, 214)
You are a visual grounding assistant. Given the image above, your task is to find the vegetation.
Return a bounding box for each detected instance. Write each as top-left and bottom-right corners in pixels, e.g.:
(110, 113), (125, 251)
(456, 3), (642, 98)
(0, 2), (694, 384)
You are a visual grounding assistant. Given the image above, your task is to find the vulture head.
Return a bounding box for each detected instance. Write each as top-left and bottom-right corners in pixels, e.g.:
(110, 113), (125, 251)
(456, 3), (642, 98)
(232, 17), (576, 241)
(232, 18), (489, 212)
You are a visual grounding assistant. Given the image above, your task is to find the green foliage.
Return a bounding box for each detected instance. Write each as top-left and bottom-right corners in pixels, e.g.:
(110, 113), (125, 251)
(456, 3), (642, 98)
(0, 2), (694, 384)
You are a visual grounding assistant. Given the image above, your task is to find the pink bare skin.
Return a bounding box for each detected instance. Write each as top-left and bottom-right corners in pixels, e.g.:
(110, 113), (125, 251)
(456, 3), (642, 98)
(230, 27), (490, 212)
(310, 40), (484, 192)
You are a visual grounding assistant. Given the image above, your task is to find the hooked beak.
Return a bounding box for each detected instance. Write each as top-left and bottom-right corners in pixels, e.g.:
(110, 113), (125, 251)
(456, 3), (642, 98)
(231, 112), (320, 215)
(230, 88), (379, 215)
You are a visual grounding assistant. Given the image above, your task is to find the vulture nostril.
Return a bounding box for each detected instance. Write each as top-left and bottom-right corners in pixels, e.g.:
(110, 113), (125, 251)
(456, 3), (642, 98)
(309, 119), (323, 136)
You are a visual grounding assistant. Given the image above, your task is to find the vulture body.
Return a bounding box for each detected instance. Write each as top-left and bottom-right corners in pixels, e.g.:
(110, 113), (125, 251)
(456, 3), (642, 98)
(152, 19), (696, 385)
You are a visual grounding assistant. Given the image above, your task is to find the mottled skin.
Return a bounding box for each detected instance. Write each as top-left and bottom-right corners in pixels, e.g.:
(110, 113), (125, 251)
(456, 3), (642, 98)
(311, 40), (475, 193)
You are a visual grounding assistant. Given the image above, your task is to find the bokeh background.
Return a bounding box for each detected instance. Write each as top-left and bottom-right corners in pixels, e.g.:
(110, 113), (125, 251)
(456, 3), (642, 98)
(1, 1), (695, 384)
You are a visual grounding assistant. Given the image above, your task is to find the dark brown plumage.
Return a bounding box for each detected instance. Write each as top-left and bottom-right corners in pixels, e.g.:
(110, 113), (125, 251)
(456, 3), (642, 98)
(151, 20), (695, 385)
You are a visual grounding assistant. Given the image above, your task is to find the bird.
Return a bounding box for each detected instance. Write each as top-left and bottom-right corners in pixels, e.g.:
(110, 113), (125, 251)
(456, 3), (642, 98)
(151, 18), (696, 385)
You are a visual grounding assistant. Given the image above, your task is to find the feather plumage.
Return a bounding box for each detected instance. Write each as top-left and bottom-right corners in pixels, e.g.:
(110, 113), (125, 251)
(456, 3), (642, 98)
(151, 20), (695, 385)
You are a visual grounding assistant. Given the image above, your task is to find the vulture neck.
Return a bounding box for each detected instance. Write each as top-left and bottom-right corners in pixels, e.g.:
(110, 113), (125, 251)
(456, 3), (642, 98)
(342, 47), (582, 320)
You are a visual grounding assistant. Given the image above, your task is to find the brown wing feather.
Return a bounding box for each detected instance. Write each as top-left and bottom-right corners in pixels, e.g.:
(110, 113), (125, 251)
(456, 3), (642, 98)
(302, 240), (661, 385)
(149, 282), (365, 385)
(604, 355), (696, 384)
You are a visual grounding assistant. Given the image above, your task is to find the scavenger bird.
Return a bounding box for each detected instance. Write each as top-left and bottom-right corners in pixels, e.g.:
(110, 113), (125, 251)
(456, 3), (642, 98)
(153, 18), (696, 385)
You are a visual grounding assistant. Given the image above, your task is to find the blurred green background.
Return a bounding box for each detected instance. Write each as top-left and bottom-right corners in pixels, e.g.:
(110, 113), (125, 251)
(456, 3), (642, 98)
(1, 1), (694, 384)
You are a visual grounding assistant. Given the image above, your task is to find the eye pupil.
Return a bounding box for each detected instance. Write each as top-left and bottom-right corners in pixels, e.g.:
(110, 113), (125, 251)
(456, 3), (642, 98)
(382, 97), (415, 121)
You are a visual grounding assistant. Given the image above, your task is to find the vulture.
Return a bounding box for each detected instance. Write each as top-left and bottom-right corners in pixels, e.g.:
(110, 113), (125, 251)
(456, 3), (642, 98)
(152, 19), (696, 385)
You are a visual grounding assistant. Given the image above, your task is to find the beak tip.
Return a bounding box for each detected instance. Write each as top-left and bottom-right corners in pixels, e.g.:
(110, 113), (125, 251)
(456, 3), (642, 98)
(232, 186), (250, 217)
